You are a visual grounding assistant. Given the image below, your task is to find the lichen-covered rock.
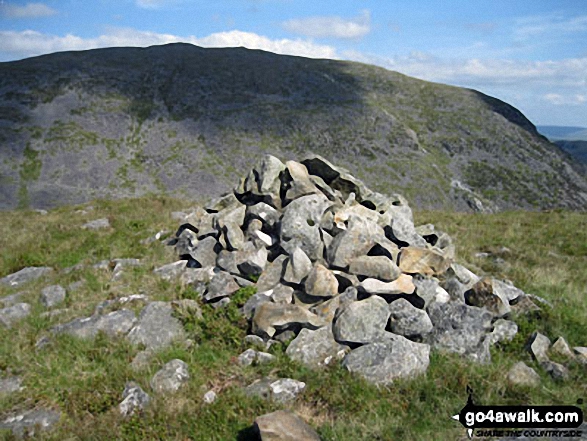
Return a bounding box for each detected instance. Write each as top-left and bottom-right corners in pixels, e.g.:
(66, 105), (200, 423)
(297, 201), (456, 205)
(304, 263), (338, 298)
(389, 298), (433, 338)
(286, 326), (348, 367)
(333, 296), (391, 344)
(127, 302), (186, 350)
(464, 277), (511, 317)
(0, 303), (31, 328)
(119, 382), (150, 417)
(487, 319), (518, 345)
(0, 266), (53, 288)
(254, 410), (321, 441)
(150, 359), (190, 393)
(40, 285), (66, 308)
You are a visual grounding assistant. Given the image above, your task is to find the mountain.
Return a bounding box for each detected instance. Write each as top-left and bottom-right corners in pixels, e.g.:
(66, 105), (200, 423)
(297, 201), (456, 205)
(553, 140), (587, 164)
(1, 43), (586, 211)
(537, 125), (587, 141)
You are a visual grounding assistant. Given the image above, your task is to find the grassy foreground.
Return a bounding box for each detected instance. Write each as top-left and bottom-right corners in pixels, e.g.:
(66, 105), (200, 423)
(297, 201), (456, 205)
(0, 197), (585, 440)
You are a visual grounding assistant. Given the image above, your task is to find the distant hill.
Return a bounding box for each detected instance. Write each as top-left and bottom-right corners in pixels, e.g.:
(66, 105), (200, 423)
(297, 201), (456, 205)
(537, 125), (587, 141)
(554, 140), (587, 164)
(1, 43), (586, 211)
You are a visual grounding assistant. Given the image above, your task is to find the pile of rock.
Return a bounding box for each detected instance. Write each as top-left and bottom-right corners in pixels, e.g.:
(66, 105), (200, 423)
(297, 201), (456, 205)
(163, 154), (540, 385)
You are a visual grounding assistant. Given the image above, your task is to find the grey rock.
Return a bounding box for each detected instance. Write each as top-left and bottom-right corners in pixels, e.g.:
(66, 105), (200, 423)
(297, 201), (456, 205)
(119, 381), (150, 417)
(527, 331), (551, 363)
(0, 303), (31, 328)
(244, 334), (267, 349)
(221, 221), (246, 251)
(82, 218), (110, 230)
(53, 309), (137, 339)
(192, 236), (219, 267)
(310, 295), (341, 323)
(245, 377), (305, 403)
(283, 160), (320, 201)
(0, 376), (23, 395)
(574, 347), (587, 365)
(153, 260), (187, 280)
(150, 359), (190, 393)
(487, 319), (518, 345)
(94, 294), (149, 315)
(327, 216), (384, 268)
(0, 409), (60, 438)
(464, 277), (511, 317)
(348, 255), (401, 282)
(550, 337), (575, 359)
(242, 291), (273, 319)
(540, 360), (569, 380)
(283, 247), (313, 284)
(492, 279), (526, 303)
(389, 298), (433, 338)
(342, 335), (430, 385)
(211, 297), (231, 309)
(280, 193), (330, 261)
(0, 266), (53, 288)
(413, 277), (449, 307)
(175, 228), (198, 257)
(246, 202), (281, 229)
(204, 271), (240, 302)
(206, 193), (241, 213)
(256, 255), (287, 292)
(127, 302), (186, 350)
(286, 326), (348, 367)
(304, 263), (338, 298)
(40, 285), (66, 308)
(271, 284), (294, 304)
(333, 296), (391, 344)
(252, 303), (326, 338)
(302, 154), (369, 200)
(216, 250), (240, 274)
(180, 267), (213, 287)
(256, 351), (276, 364)
(510, 295), (541, 316)
(237, 246), (268, 278)
(449, 263), (480, 286)
(506, 362), (541, 387)
(0, 292), (26, 307)
(254, 410), (321, 441)
(238, 348), (276, 366)
(274, 330), (297, 343)
(388, 212), (428, 247)
(203, 390), (217, 404)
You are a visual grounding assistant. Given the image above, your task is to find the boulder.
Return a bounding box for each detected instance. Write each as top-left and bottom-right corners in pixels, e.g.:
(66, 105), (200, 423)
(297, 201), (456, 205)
(53, 309), (137, 339)
(398, 247), (451, 276)
(283, 160), (320, 201)
(304, 263), (338, 298)
(333, 296), (391, 344)
(348, 255), (401, 282)
(389, 298), (433, 338)
(127, 302), (186, 350)
(40, 285), (66, 308)
(0, 266), (53, 288)
(286, 326), (348, 367)
(150, 359), (190, 393)
(0, 303), (31, 328)
(327, 216), (384, 268)
(254, 410), (321, 441)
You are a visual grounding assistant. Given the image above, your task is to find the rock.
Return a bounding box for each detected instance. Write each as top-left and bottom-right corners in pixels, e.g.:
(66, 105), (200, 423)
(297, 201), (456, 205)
(203, 271), (240, 302)
(252, 303), (326, 338)
(203, 390), (217, 404)
(280, 193), (330, 261)
(238, 348), (276, 366)
(310, 295), (341, 323)
(150, 359), (190, 393)
(221, 221), (246, 251)
(448, 263), (480, 286)
(246, 202), (281, 229)
(398, 247), (451, 276)
(492, 279), (526, 303)
(487, 319), (518, 345)
(53, 309), (137, 339)
(94, 294), (149, 315)
(348, 255), (401, 282)
(283, 247), (313, 284)
(327, 216), (384, 269)
(358, 274), (415, 295)
(506, 362), (541, 387)
(286, 326), (348, 367)
(389, 298), (433, 338)
(527, 331), (551, 363)
(244, 334), (267, 349)
(540, 360), (569, 381)
(413, 277), (449, 307)
(464, 277), (511, 317)
(206, 193), (241, 213)
(256, 255), (287, 292)
(256, 351), (276, 364)
(0, 303), (31, 328)
(254, 410), (321, 441)
(119, 382), (150, 417)
(242, 291), (273, 319)
(191, 236), (219, 267)
(574, 347), (587, 365)
(387, 214), (427, 248)
(153, 260), (187, 280)
(510, 296), (541, 316)
(130, 350), (154, 371)
(0, 409), (61, 438)
(342, 335), (430, 385)
(0, 376), (23, 395)
(550, 337), (575, 359)
(245, 378), (305, 403)
(127, 302), (186, 350)
(427, 302), (493, 363)
(0, 292), (26, 307)
(302, 154), (369, 200)
(40, 285), (66, 308)
(283, 160), (320, 201)
(271, 284), (294, 304)
(333, 296), (391, 344)
(0, 266), (53, 288)
(171, 299), (203, 320)
(238, 246), (268, 278)
(82, 218), (110, 230)
(304, 263), (338, 298)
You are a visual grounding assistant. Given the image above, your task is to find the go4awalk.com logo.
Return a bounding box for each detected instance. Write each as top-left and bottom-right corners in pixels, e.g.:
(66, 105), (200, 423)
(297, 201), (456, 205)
(452, 387), (584, 439)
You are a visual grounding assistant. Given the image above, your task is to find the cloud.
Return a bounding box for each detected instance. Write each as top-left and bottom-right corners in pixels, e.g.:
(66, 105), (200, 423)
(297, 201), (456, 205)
(135, 0), (173, 9)
(282, 10), (371, 39)
(0, 28), (338, 61)
(544, 93), (586, 106)
(0, 2), (56, 18)
(515, 14), (587, 40)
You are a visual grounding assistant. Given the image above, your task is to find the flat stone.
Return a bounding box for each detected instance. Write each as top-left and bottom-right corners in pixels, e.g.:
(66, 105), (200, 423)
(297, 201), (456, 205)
(389, 298), (433, 338)
(506, 362), (541, 387)
(256, 255), (287, 292)
(333, 296), (391, 344)
(153, 260), (187, 280)
(245, 378), (305, 403)
(527, 331), (551, 363)
(398, 247), (451, 276)
(150, 359), (190, 393)
(283, 247), (313, 284)
(0, 303), (31, 328)
(40, 285), (66, 308)
(0, 408), (60, 438)
(53, 309), (137, 339)
(192, 236), (219, 267)
(348, 255), (401, 282)
(286, 326), (348, 367)
(252, 303), (326, 338)
(359, 274), (415, 295)
(342, 335), (430, 385)
(119, 381), (150, 417)
(246, 202), (281, 229)
(127, 302), (186, 350)
(82, 218), (110, 230)
(254, 410), (321, 441)
(0, 267), (53, 288)
(0, 376), (23, 395)
(305, 263), (338, 298)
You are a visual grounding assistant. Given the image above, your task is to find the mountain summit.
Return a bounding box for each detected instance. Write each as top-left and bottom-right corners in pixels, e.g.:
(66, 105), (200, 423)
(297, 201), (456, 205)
(1, 43), (586, 211)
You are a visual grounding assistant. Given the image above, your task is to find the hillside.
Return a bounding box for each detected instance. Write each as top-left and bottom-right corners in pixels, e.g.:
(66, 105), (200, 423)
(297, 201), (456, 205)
(538, 125), (587, 142)
(554, 140), (587, 165)
(1, 43), (586, 211)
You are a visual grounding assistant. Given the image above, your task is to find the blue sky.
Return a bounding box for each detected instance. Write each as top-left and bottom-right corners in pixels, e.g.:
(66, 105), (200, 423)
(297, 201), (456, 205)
(1, 0), (586, 126)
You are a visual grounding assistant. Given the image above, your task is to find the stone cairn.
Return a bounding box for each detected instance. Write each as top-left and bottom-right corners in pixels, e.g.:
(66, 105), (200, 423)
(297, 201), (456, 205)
(165, 154), (548, 385)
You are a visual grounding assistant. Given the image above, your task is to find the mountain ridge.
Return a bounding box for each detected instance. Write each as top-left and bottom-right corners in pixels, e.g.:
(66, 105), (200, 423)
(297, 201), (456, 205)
(1, 43), (586, 211)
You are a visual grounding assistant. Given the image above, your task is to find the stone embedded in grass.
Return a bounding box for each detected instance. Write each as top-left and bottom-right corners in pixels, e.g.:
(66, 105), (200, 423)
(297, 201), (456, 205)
(0, 303), (31, 328)
(119, 382), (150, 417)
(574, 347), (587, 365)
(333, 296), (391, 344)
(53, 309), (137, 339)
(540, 360), (569, 381)
(506, 362), (541, 387)
(0, 292), (26, 307)
(0, 266), (53, 288)
(487, 319), (518, 346)
(238, 348), (275, 366)
(342, 335), (430, 385)
(254, 410), (321, 441)
(285, 326), (348, 367)
(153, 260), (187, 281)
(0, 376), (23, 395)
(0, 408), (61, 438)
(81, 218), (110, 230)
(244, 378), (305, 403)
(527, 331), (551, 363)
(150, 359), (190, 394)
(40, 285), (66, 308)
(550, 337), (575, 359)
(127, 302), (186, 350)
(130, 350), (154, 372)
(203, 390), (217, 405)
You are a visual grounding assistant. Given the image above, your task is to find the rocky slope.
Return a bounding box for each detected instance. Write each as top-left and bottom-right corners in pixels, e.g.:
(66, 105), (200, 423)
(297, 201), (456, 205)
(1, 43), (586, 211)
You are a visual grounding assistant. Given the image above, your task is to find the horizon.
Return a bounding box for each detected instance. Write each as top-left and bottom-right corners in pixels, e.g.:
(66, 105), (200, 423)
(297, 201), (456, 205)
(1, 0), (586, 127)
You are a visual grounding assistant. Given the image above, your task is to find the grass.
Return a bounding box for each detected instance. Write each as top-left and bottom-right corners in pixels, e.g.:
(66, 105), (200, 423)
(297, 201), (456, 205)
(0, 199), (585, 439)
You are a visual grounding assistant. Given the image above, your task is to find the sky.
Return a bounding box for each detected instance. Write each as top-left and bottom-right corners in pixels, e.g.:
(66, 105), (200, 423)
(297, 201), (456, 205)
(0, 0), (586, 126)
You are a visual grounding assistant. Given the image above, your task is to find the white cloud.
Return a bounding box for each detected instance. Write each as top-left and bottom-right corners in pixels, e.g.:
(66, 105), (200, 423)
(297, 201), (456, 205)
(515, 14), (587, 40)
(0, 28), (338, 61)
(282, 10), (371, 39)
(0, 2), (56, 18)
(544, 93), (587, 106)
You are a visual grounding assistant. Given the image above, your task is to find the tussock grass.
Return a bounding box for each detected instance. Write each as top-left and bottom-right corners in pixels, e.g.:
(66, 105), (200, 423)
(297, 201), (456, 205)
(0, 200), (585, 439)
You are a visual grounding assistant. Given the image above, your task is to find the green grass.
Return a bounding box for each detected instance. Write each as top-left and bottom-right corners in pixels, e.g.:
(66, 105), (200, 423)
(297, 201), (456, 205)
(0, 200), (585, 439)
